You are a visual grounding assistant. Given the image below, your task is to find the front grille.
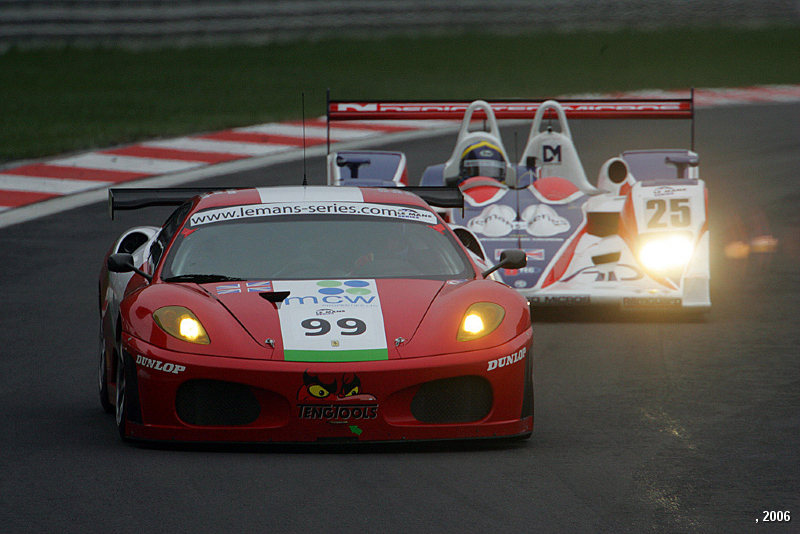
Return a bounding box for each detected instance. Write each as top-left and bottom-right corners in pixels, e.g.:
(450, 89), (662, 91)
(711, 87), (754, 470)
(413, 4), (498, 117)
(586, 211), (620, 237)
(411, 376), (492, 423)
(176, 380), (261, 426)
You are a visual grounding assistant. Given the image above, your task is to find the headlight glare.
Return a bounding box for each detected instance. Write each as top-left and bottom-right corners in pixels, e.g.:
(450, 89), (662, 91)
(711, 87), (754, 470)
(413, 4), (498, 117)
(639, 233), (693, 272)
(463, 313), (485, 334)
(458, 302), (505, 341)
(153, 306), (210, 344)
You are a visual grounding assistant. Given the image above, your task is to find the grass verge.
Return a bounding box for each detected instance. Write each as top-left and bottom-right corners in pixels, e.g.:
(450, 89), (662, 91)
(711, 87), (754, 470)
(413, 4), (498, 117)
(0, 26), (798, 163)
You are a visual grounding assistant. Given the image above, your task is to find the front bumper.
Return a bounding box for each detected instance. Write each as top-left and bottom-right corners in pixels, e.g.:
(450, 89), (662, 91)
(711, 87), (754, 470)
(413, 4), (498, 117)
(119, 330), (533, 443)
(521, 276), (710, 310)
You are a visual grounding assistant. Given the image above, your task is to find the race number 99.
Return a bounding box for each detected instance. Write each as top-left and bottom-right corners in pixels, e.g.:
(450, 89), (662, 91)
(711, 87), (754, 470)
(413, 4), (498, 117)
(301, 317), (366, 336)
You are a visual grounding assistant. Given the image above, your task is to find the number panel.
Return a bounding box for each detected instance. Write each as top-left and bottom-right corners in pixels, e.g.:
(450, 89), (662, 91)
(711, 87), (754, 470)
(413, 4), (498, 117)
(645, 198), (692, 229)
(274, 279), (389, 362)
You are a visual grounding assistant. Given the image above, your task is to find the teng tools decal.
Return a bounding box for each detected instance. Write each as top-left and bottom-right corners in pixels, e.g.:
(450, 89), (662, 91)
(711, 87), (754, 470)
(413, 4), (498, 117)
(297, 371), (379, 423)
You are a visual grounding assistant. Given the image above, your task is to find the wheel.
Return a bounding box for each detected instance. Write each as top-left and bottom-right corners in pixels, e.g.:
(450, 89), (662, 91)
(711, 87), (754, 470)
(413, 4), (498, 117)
(98, 337), (113, 414)
(114, 349), (129, 440)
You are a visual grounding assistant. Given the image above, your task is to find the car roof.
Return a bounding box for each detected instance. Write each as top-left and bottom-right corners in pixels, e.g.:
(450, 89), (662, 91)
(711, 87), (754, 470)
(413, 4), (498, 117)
(192, 186), (432, 211)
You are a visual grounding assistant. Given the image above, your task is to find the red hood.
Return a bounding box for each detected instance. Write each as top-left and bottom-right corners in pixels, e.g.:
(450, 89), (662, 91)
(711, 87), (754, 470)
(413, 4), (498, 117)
(203, 279), (447, 360)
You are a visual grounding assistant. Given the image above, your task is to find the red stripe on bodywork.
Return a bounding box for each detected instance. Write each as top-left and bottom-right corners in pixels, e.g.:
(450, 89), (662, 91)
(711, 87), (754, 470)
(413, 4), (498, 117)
(103, 145), (247, 164)
(542, 226), (587, 288)
(532, 176), (580, 202)
(193, 188), (263, 210)
(0, 163), (150, 182)
(360, 188), (428, 208)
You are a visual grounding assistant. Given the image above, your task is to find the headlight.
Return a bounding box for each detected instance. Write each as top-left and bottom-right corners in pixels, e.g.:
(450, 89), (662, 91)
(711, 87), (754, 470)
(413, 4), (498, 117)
(639, 233), (694, 272)
(153, 306), (210, 344)
(457, 302), (505, 341)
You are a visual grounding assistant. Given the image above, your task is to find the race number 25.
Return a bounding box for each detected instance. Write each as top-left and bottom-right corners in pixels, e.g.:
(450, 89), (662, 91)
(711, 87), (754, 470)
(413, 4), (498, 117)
(646, 198), (691, 229)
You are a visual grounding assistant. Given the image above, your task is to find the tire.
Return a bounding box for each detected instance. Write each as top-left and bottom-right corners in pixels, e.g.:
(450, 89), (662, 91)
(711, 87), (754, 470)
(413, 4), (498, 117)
(98, 340), (114, 414)
(115, 348), (129, 440)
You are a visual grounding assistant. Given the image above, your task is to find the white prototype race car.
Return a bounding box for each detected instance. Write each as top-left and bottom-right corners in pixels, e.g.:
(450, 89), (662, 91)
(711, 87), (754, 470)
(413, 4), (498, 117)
(326, 95), (709, 311)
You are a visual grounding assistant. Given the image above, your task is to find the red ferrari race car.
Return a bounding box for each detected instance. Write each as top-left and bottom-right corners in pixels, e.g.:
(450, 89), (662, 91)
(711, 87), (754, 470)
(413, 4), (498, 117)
(99, 185), (533, 443)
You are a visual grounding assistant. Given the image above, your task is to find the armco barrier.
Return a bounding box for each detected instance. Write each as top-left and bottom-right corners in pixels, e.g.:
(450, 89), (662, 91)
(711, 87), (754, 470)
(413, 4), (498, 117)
(1, 0), (797, 48)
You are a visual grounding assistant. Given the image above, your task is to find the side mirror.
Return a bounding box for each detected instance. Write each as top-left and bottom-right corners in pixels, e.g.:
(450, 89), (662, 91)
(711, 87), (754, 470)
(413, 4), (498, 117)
(107, 253), (152, 282)
(336, 155), (371, 179)
(482, 249), (527, 278)
(665, 154), (699, 179)
(107, 253), (135, 273)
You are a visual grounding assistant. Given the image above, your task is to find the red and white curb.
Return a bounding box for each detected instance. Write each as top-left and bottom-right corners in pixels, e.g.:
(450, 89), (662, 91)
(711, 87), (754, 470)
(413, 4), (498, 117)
(572, 84), (800, 105)
(1, 84), (798, 227)
(0, 118), (454, 214)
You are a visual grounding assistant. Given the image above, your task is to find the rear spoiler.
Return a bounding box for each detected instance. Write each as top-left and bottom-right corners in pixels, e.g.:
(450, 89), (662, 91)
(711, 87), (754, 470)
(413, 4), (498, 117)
(108, 188), (219, 219)
(108, 186), (462, 219)
(403, 186), (463, 208)
(327, 90), (696, 148)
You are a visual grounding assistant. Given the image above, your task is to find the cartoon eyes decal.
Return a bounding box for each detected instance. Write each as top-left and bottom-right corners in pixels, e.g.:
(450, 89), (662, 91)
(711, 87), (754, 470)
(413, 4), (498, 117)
(343, 386), (360, 397)
(340, 374), (361, 398)
(299, 371), (364, 400)
(308, 385), (332, 399)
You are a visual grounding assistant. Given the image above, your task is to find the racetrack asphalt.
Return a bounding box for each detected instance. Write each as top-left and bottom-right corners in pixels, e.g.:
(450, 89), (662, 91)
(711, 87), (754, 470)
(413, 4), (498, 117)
(0, 100), (798, 532)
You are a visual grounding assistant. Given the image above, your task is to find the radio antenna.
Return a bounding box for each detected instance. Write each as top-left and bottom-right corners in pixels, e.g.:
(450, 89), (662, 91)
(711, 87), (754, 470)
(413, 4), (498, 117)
(302, 92), (308, 186)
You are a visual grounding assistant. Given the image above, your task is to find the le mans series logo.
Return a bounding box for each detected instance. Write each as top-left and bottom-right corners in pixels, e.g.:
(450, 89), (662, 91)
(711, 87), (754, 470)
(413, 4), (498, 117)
(297, 371), (379, 424)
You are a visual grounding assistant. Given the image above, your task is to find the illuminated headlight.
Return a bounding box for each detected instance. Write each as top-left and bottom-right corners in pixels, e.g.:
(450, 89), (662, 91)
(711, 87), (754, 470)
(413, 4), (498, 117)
(153, 306), (210, 344)
(458, 302), (505, 342)
(639, 233), (694, 272)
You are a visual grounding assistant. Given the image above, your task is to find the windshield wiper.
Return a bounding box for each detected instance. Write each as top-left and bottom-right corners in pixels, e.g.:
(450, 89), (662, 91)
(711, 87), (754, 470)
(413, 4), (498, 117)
(163, 274), (245, 283)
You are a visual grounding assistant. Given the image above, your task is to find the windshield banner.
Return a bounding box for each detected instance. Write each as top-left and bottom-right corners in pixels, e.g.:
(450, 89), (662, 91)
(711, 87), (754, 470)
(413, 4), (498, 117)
(189, 201), (437, 227)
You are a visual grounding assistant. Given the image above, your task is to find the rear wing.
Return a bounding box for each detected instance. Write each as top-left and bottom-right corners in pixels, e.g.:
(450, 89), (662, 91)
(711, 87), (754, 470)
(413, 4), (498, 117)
(108, 187), (217, 219)
(327, 90), (695, 149)
(108, 186), (462, 219)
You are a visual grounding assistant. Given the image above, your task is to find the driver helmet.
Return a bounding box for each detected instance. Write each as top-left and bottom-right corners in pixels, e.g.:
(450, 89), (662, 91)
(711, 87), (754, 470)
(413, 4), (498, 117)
(459, 141), (506, 183)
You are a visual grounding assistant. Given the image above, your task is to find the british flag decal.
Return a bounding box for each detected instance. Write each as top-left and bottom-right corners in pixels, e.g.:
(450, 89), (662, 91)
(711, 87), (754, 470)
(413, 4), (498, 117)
(215, 281), (273, 295)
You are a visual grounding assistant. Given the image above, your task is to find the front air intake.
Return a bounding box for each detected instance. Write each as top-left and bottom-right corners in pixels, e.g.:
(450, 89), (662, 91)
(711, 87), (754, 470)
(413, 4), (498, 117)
(586, 212), (620, 237)
(411, 376), (492, 423)
(176, 380), (261, 426)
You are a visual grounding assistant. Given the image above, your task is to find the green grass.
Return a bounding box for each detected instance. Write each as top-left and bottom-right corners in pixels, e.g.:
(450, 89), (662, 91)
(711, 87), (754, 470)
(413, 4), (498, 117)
(1, 26), (798, 163)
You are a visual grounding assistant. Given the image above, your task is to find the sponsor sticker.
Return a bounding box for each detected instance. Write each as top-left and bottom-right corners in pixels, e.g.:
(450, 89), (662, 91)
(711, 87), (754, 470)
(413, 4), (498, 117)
(135, 355), (186, 374)
(521, 204), (571, 237)
(331, 102), (686, 115)
(529, 295), (591, 305)
(622, 297), (682, 308)
(495, 248), (544, 261)
(561, 264), (644, 283)
(297, 372), (379, 423)
(487, 347), (527, 371)
(274, 279), (388, 362)
(298, 405), (379, 421)
(189, 201), (437, 227)
(215, 280), (272, 295)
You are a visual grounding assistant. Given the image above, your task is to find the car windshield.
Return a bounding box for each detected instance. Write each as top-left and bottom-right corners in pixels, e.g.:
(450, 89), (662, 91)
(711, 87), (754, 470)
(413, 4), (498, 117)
(161, 211), (473, 281)
(622, 151), (698, 181)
